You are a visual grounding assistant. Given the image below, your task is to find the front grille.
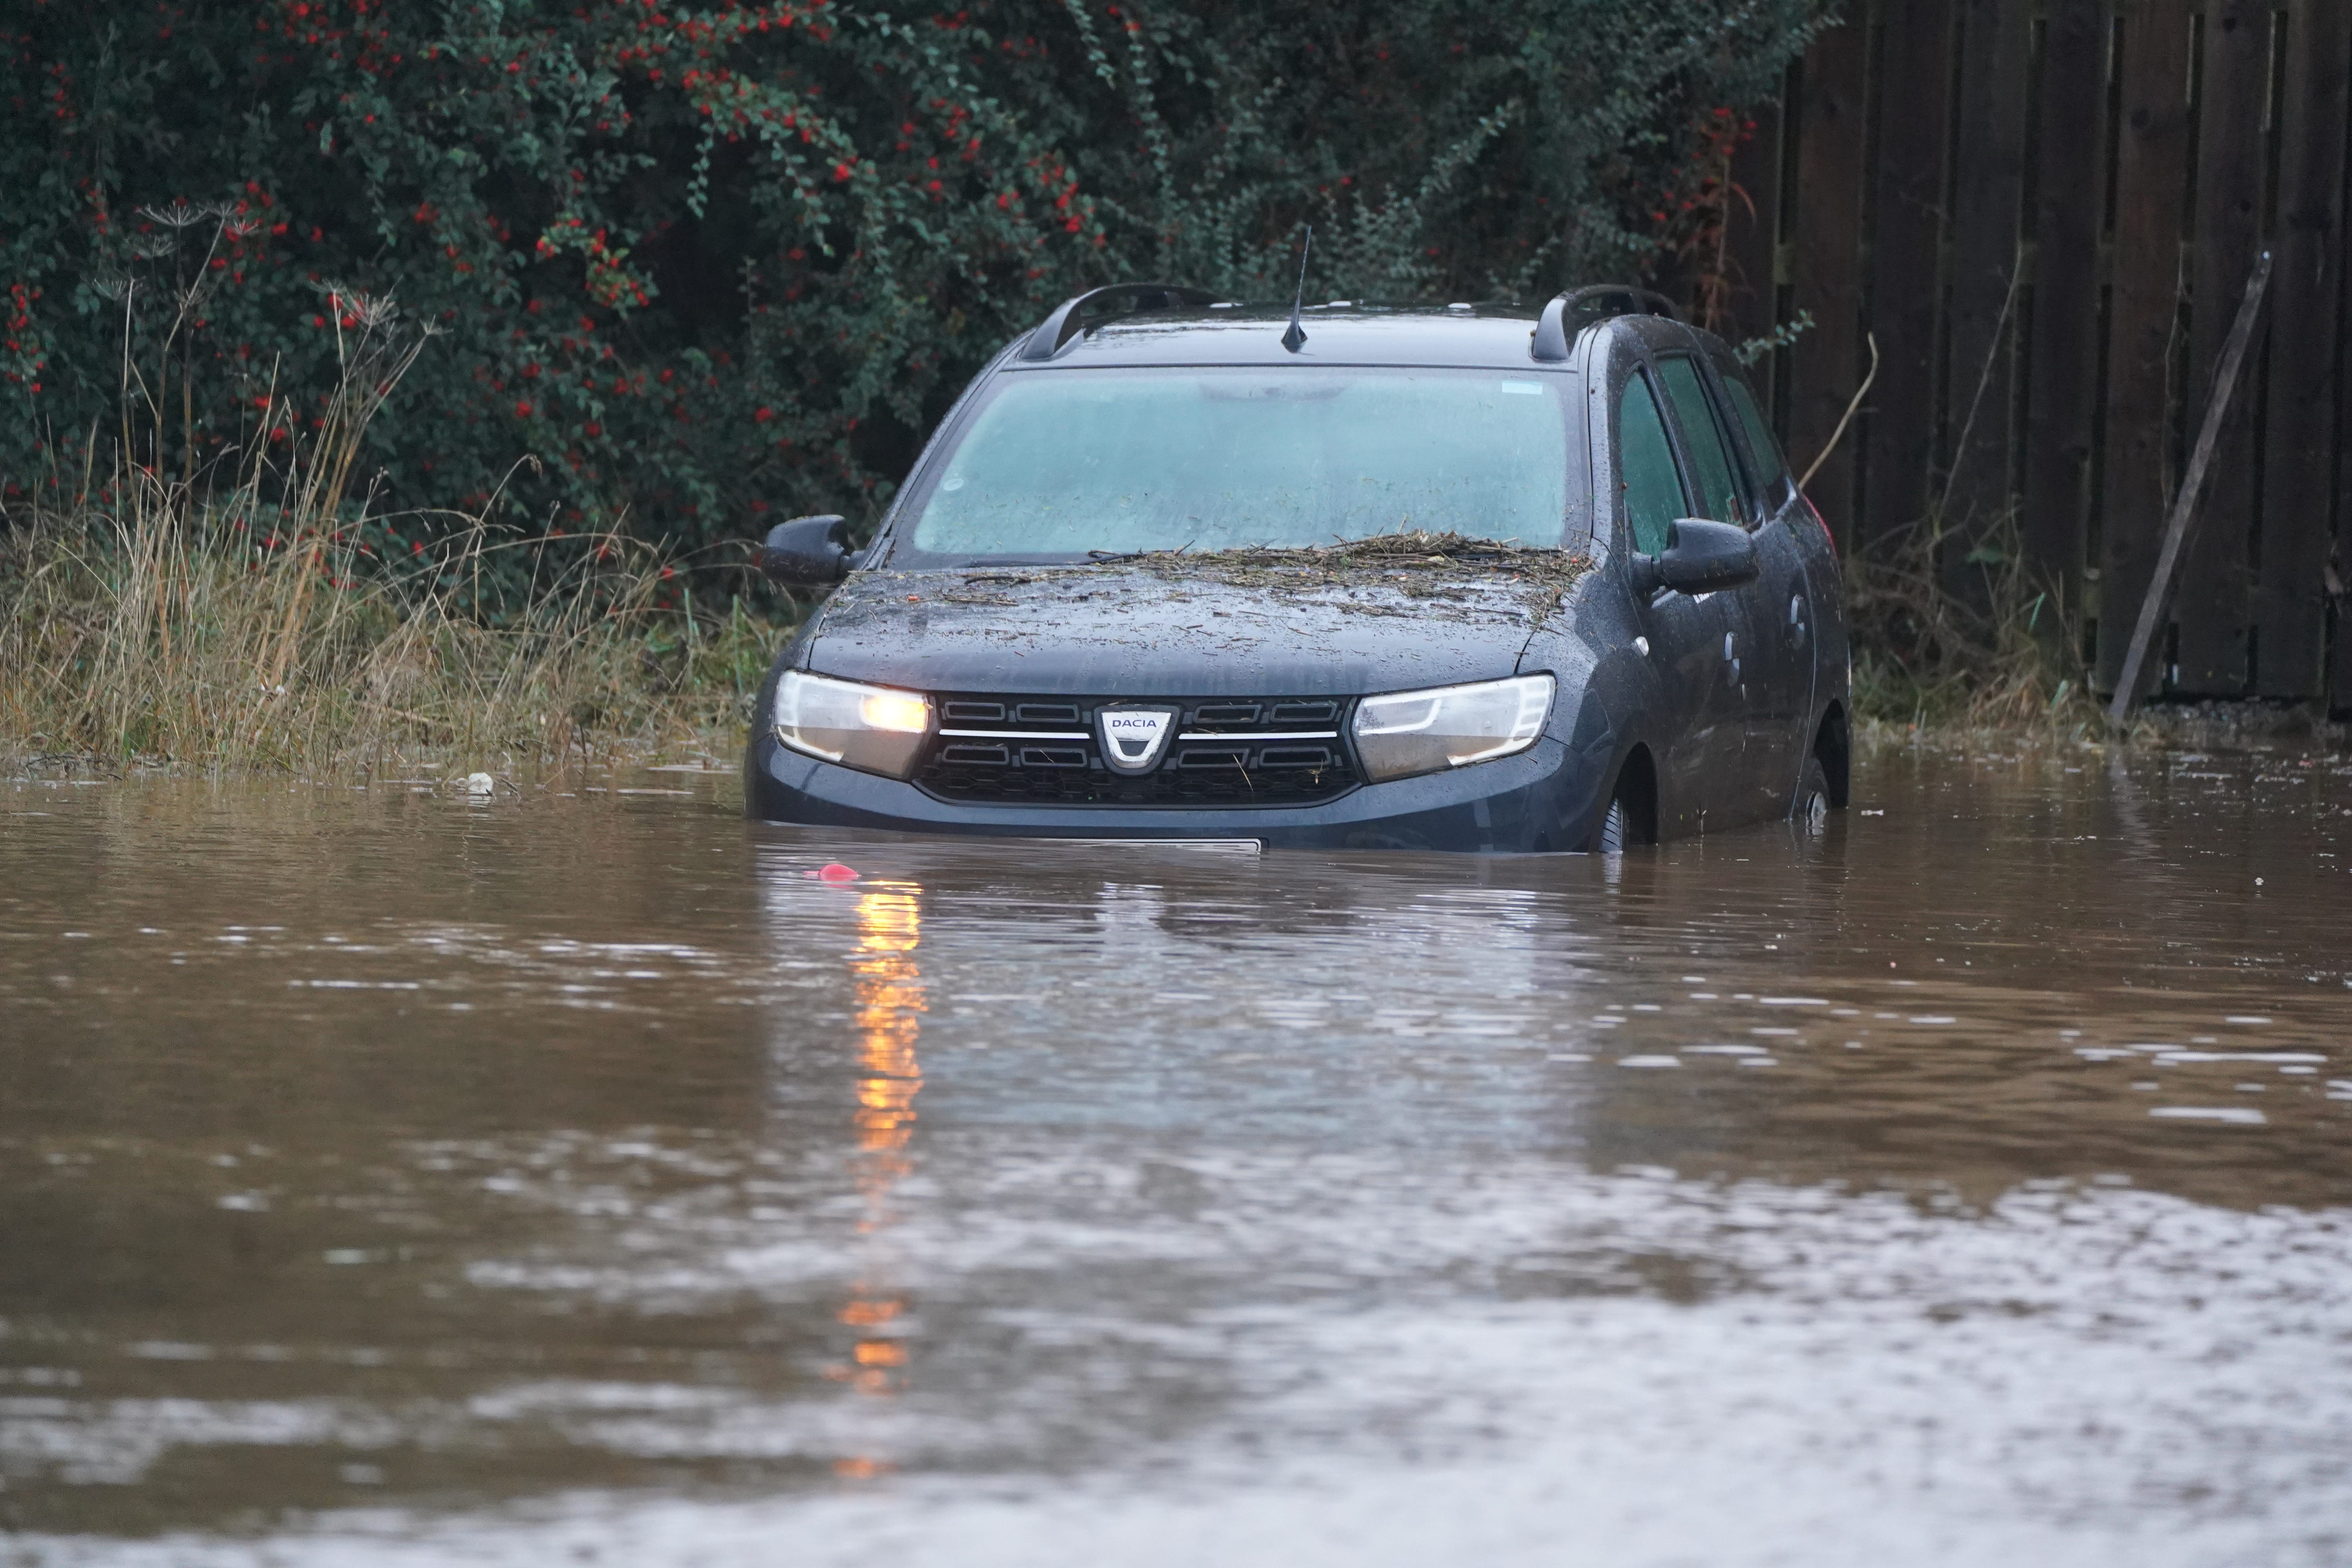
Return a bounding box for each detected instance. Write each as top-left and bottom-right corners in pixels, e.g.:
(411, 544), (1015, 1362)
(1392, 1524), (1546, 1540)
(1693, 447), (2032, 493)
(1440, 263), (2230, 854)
(915, 693), (1360, 807)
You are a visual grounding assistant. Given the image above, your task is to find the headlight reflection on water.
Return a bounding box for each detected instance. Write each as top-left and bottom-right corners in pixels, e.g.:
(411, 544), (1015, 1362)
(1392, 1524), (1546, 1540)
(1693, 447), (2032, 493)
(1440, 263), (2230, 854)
(829, 886), (926, 1468)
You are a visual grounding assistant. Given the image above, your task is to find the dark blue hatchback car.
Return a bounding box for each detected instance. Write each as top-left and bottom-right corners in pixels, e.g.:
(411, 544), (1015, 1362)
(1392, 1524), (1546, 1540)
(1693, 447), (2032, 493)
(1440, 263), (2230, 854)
(744, 284), (1849, 853)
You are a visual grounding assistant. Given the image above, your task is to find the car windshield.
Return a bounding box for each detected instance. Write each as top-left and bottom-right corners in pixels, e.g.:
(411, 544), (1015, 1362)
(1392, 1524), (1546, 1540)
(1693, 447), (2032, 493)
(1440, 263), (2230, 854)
(900, 368), (1573, 558)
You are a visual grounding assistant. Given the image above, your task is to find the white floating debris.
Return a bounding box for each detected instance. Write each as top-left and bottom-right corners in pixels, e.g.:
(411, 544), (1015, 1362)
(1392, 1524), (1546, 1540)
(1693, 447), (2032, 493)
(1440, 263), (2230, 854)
(464, 772), (495, 795)
(2153, 1051), (2325, 1065)
(2224, 1015), (2273, 1025)
(1909, 1015), (1958, 1025)
(1759, 997), (1828, 1006)
(1617, 1055), (1681, 1069)
(2149, 1107), (2267, 1125)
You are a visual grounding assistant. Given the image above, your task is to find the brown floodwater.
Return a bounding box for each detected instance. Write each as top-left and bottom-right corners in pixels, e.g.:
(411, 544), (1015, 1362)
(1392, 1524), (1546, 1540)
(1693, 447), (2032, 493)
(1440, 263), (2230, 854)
(3, 746), (2350, 1566)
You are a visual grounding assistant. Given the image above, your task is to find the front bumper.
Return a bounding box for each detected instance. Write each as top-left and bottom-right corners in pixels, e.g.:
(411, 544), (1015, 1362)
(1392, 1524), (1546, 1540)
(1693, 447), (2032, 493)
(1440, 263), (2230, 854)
(744, 730), (1603, 853)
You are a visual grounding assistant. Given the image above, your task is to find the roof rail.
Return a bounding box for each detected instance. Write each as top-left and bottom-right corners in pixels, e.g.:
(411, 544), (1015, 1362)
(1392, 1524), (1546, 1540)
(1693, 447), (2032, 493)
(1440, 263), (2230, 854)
(1528, 285), (1681, 362)
(1020, 282), (1220, 361)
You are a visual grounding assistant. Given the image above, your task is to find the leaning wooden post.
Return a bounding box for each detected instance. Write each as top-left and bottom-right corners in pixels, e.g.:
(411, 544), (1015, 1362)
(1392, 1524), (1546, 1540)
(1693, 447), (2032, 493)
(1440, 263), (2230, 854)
(2107, 249), (2273, 726)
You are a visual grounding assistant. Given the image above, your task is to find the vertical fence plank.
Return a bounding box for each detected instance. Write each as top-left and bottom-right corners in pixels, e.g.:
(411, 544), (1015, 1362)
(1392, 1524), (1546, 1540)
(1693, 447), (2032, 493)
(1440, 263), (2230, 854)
(1723, 96), (1785, 350)
(2253, 0), (2349, 698)
(2096, 0), (2195, 695)
(2336, 154), (2352, 715)
(1857, 0), (1956, 553)
(2172, 0), (2269, 693)
(1940, 0), (2036, 590)
(2018, 0), (2113, 609)
(1787, 11), (1873, 546)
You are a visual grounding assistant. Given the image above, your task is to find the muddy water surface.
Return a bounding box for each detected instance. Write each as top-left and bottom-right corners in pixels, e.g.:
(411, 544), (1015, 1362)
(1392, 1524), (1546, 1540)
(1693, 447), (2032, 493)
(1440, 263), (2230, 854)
(3, 749), (2350, 1565)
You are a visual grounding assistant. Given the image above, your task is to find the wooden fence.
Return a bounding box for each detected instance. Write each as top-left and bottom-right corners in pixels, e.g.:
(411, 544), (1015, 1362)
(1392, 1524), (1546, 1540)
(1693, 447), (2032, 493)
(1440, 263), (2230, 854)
(1716, 0), (2351, 710)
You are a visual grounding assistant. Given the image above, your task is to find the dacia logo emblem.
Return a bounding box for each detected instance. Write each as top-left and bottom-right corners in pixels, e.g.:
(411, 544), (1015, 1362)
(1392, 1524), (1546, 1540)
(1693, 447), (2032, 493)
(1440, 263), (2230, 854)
(1096, 706), (1177, 774)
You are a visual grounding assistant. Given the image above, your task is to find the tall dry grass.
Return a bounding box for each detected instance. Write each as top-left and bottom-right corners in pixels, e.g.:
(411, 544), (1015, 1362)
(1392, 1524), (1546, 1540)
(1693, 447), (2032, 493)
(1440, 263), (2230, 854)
(0, 288), (778, 780)
(1833, 257), (2115, 750)
(1844, 512), (2108, 746)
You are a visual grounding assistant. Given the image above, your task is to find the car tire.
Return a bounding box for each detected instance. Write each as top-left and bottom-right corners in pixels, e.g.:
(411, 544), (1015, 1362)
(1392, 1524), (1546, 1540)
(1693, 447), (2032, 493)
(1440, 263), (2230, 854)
(1592, 761), (1645, 855)
(1598, 794), (1628, 855)
(1793, 754), (1831, 831)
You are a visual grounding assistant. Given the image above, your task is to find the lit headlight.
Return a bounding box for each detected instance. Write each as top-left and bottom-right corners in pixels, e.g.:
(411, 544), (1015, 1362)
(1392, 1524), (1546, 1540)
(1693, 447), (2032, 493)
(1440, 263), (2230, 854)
(773, 670), (931, 778)
(1350, 674), (1554, 782)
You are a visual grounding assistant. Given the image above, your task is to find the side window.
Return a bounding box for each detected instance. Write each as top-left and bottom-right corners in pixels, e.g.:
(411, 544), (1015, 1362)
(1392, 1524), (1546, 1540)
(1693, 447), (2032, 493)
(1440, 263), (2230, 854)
(1616, 372), (1686, 557)
(1723, 374), (1792, 505)
(1656, 357), (1745, 526)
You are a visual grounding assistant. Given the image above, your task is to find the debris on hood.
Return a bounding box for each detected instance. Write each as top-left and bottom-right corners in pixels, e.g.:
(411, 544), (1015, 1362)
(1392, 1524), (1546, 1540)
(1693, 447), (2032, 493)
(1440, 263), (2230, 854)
(909, 532), (1595, 624)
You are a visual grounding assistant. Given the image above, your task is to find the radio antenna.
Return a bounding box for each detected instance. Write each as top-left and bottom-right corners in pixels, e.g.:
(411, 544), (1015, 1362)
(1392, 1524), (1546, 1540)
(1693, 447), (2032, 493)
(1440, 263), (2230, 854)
(1281, 226), (1312, 353)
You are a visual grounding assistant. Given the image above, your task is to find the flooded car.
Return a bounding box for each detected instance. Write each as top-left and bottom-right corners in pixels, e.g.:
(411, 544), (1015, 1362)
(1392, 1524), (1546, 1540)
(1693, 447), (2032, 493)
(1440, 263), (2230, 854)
(744, 284), (1849, 852)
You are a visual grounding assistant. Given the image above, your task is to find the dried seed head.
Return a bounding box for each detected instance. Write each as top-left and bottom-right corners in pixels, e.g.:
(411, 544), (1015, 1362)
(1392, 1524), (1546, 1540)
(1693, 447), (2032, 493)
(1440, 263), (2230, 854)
(316, 281), (399, 331)
(139, 200), (217, 231)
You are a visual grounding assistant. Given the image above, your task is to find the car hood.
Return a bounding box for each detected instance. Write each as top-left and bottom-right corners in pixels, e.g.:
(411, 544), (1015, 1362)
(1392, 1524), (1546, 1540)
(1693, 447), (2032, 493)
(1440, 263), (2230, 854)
(799, 557), (1594, 696)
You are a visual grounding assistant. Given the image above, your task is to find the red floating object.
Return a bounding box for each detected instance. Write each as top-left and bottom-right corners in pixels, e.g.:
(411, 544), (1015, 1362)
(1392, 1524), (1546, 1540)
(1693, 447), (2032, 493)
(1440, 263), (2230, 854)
(817, 862), (860, 883)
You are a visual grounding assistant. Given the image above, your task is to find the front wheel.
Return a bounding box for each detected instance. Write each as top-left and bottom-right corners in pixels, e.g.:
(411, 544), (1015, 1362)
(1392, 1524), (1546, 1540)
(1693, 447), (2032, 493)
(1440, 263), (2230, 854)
(1793, 755), (1831, 831)
(1597, 794), (1629, 855)
(1590, 758), (1651, 854)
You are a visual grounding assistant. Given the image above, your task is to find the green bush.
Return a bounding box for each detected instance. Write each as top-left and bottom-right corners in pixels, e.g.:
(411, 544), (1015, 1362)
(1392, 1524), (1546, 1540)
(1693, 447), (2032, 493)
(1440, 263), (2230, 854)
(3, 0), (1820, 592)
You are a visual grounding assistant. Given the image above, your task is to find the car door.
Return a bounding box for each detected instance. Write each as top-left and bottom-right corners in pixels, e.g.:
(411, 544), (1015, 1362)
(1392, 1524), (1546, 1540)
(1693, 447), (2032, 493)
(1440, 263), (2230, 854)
(1609, 355), (1744, 831)
(1652, 349), (1796, 818)
(1701, 340), (1822, 807)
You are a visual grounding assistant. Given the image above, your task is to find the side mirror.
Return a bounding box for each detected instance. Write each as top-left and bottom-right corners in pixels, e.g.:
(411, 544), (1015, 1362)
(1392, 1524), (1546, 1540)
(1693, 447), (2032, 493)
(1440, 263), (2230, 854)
(1627, 517), (1759, 597)
(758, 514), (855, 587)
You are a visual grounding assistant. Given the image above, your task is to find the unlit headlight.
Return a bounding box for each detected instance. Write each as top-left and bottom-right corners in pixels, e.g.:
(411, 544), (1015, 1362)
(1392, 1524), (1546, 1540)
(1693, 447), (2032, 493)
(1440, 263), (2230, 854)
(774, 670), (931, 778)
(1350, 674), (1554, 782)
